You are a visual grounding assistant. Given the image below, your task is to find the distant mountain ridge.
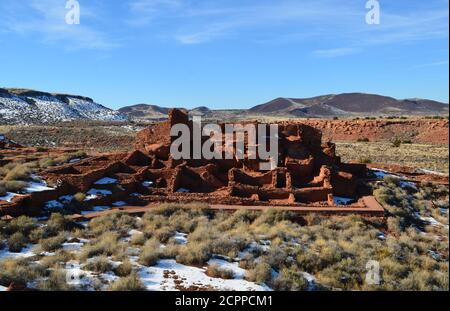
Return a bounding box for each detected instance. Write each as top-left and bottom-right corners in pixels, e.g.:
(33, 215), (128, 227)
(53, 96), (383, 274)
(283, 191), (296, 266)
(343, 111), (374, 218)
(249, 93), (448, 116)
(0, 88), (127, 124)
(120, 92), (448, 121)
(1, 88), (447, 125)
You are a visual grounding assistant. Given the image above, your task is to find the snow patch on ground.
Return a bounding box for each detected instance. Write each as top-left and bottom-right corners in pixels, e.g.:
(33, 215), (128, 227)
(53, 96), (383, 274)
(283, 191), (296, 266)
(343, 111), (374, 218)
(87, 189), (112, 196)
(94, 177), (117, 185)
(173, 232), (188, 245)
(45, 200), (64, 210)
(176, 188), (190, 193)
(81, 206), (111, 215)
(333, 196), (354, 205)
(0, 245), (35, 260)
(112, 201), (127, 207)
(25, 179), (54, 193)
(0, 192), (20, 202)
(138, 259), (270, 291)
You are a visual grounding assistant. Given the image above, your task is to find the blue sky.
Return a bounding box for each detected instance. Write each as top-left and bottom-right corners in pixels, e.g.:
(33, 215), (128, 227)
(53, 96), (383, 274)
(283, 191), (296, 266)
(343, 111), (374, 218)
(0, 0), (448, 110)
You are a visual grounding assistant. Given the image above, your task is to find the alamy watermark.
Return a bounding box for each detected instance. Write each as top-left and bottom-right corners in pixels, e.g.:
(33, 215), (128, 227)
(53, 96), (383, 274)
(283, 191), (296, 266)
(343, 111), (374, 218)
(170, 116), (279, 171)
(65, 0), (80, 25)
(365, 260), (380, 285)
(366, 0), (381, 25)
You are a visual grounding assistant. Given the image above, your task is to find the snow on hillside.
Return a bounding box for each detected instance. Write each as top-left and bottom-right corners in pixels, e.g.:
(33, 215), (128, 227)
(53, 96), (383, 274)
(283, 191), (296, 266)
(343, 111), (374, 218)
(0, 91), (127, 124)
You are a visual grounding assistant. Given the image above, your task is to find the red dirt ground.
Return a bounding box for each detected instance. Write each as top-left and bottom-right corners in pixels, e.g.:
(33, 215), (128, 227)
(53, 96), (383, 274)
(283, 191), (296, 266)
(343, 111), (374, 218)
(300, 119), (449, 145)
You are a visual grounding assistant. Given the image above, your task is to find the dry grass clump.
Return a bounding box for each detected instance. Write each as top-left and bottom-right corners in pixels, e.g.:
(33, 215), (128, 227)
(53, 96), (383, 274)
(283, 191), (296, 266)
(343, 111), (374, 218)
(36, 268), (73, 291)
(87, 213), (137, 237)
(176, 242), (211, 266)
(114, 259), (133, 277)
(84, 256), (113, 273)
(38, 151), (87, 169)
(205, 264), (234, 279)
(108, 273), (145, 291)
(79, 232), (123, 261)
(1, 164), (32, 181)
(130, 233), (146, 246)
(7, 232), (28, 252)
(38, 232), (66, 252)
(0, 163), (34, 195)
(272, 268), (308, 291)
(245, 262), (272, 284)
(138, 238), (161, 266)
(39, 250), (74, 269)
(0, 258), (46, 287)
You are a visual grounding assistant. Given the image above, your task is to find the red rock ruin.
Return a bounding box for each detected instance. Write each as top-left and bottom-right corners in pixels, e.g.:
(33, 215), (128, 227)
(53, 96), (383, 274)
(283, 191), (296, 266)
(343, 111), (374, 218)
(1, 109), (375, 218)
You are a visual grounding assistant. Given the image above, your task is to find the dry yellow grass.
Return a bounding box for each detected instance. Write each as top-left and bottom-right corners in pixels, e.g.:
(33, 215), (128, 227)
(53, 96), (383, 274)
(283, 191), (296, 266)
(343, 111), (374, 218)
(335, 142), (449, 174)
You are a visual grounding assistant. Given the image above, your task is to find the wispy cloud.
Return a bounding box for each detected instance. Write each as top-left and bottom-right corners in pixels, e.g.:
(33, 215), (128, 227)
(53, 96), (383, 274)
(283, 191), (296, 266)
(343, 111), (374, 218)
(125, 0), (449, 58)
(413, 60), (449, 68)
(313, 47), (359, 58)
(127, 0), (183, 26)
(0, 0), (118, 50)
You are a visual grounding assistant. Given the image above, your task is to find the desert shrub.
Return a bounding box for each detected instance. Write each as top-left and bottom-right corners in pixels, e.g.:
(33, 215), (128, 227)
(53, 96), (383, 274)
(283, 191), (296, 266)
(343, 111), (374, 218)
(238, 253), (256, 270)
(88, 213), (136, 237)
(39, 158), (56, 168)
(130, 233), (146, 246)
(3, 164), (31, 181)
(138, 238), (161, 266)
(176, 242), (211, 266)
(153, 227), (174, 243)
(205, 264), (234, 279)
(46, 213), (67, 235)
(79, 232), (122, 261)
(263, 246), (289, 270)
(359, 157), (372, 164)
(0, 180), (27, 193)
(272, 268), (308, 291)
(211, 234), (247, 258)
(160, 243), (180, 259)
(0, 258), (46, 287)
(114, 259), (133, 277)
(36, 268), (72, 291)
(5, 216), (37, 235)
(35, 146), (49, 152)
(38, 232), (66, 252)
(74, 192), (86, 202)
(84, 256), (113, 273)
(357, 138), (370, 142)
(8, 232), (28, 252)
(39, 250), (74, 269)
(245, 262), (272, 284)
(253, 209), (296, 227)
(53, 151), (87, 165)
(391, 138), (402, 148)
(316, 258), (364, 290)
(108, 273), (145, 291)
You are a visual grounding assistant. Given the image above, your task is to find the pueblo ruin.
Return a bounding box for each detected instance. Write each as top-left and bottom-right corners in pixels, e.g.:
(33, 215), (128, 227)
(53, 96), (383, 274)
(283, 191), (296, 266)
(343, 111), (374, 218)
(1, 109), (382, 218)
